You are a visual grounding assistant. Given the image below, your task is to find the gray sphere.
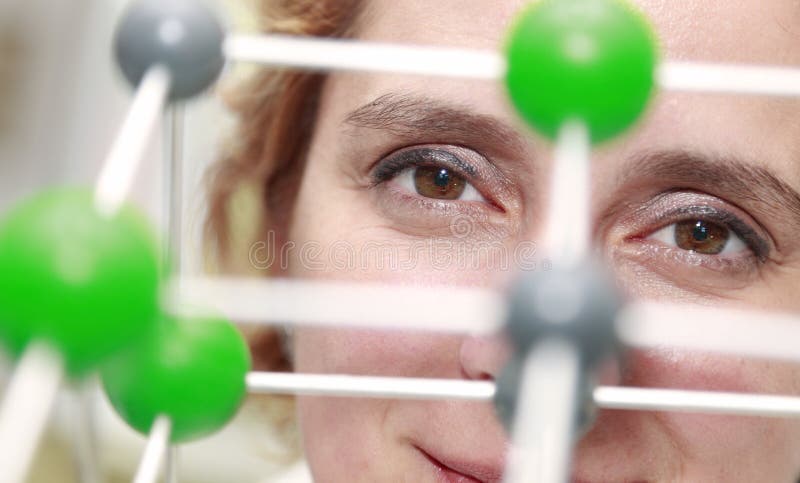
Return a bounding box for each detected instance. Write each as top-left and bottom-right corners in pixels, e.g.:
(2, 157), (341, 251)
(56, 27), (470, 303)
(114, 0), (225, 100)
(493, 262), (621, 433)
(505, 262), (620, 368)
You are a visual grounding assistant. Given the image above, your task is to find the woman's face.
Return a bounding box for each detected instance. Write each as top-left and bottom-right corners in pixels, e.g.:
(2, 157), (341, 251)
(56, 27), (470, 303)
(285, 0), (800, 481)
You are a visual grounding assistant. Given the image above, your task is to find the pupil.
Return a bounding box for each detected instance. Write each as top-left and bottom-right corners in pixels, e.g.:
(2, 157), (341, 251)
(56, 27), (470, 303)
(692, 221), (710, 241)
(434, 169), (451, 188)
(673, 219), (730, 255)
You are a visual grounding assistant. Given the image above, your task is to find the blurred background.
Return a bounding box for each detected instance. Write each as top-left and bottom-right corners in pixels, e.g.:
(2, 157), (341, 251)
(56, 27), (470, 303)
(0, 0), (305, 481)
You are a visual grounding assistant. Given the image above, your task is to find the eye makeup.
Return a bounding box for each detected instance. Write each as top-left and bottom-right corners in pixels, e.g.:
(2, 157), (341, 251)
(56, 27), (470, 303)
(627, 192), (771, 253)
(609, 190), (774, 289)
(651, 219), (744, 256)
(651, 205), (770, 261)
(365, 142), (779, 292)
(366, 145), (518, 240)
(372, 147), (479, 185)
(369, 145), (517, 211)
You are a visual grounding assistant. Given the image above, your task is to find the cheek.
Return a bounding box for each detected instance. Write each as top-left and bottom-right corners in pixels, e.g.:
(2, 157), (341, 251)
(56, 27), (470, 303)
(292, 328), (462, 378)
(625, 348), (800, 478)
(297, 395), (391, 479)
(623, 348), (800, 396)
(294, 329), (464, 482)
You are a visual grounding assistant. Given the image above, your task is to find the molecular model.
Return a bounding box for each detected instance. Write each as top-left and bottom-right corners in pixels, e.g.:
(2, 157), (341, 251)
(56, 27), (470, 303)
(0, 0), (799, 482)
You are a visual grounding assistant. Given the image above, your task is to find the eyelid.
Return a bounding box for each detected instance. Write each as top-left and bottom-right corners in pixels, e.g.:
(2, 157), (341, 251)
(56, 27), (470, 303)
(608, 190), (774, 263)
(648, 222), (748, 255)
(645, 204), (770, 262)
(656, 205), (769, 260)
(371, 147), (480, 185)
(371, 146), (506, 210)
(393, 168), (486, 202)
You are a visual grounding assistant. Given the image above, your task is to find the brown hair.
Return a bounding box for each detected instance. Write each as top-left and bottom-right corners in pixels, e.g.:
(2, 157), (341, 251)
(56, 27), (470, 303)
(205, 0), (364, 371)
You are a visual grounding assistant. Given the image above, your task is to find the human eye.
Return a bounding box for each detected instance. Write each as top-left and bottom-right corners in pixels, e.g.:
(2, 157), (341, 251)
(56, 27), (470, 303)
(372, 147), (488, 204)
(367, 145), (515, 239)
(612, 191), (773, 292)
(393, 164), (484, 202)
(648, 217), (747, 256)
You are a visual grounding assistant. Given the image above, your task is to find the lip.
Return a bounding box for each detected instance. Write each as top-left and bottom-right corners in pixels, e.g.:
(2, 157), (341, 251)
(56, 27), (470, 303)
(415, 445), (503, 483)
(415, 445), (650, 483)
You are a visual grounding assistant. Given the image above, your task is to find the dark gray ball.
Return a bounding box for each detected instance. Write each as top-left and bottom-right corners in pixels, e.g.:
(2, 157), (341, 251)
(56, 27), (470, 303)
(114, 0), (225, 100)
(505, 261), (620, 369)
(493, 262), (621, 433)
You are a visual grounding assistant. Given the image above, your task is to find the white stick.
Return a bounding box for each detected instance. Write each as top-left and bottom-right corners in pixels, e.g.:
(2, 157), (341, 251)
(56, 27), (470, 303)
(658, 61), (800, 97)
(544, 121), (591, 268)
(224, 34), (505, 80)
(247, 372), (495, 400)
(225, 34), (800, 99)
(162, 105), (184, 277)
(594, 386), (800, 418)
(95, 66), (171, 217)
(616, 302), (800, 363)
(247, 371), (800, 419)
(171, 277), (800, 363)
(133, 416), (171, 483)
(504, 340), (580, 483)
(67, 383), (102, 483)
(0, 343), (63, 483)
(168, 277), (504, 335)
(170, 278), (800, 360)
(165, 446), (178, 483)
(158, 105), (181, 483)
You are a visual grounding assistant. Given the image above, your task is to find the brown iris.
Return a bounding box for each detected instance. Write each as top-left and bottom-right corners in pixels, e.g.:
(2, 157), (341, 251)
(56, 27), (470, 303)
(674, 219), (730, 254)
(413, 166), (467, 200)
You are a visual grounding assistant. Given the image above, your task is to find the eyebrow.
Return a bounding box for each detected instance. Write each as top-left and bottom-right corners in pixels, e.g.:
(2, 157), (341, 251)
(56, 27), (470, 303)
(617, 150), (800, 234)
(342, 92), (529, 161)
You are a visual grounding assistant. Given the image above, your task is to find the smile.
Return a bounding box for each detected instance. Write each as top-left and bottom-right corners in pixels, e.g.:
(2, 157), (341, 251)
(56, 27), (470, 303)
(415, 445), (502, 483)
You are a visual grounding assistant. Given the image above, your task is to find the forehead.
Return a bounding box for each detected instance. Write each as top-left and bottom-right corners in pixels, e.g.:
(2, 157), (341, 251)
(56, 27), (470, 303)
(326, 0), (800, 174)
(358, 0), (800, 63)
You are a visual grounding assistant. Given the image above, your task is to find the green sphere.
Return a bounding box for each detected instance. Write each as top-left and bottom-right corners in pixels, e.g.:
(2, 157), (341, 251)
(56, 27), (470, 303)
(0, 188), (159, 376)
(101, 315), (251, 443)
(505, 0), (658, 143)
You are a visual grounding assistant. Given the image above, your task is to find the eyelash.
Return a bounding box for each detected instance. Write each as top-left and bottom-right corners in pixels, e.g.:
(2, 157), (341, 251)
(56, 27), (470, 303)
(393, 168), (486, 202)
(371, 148), (489, 201)
(372, 148), (476, 184)
(637, 205), (770, 262)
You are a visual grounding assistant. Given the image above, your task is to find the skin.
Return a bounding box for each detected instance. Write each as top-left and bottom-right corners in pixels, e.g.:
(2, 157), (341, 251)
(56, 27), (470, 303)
(280, 1), (800, 481)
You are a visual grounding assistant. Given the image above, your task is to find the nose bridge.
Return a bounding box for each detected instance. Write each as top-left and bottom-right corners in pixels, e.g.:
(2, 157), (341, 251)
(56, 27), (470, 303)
(511, 148), (609, 262)
(458, 332), (512, 381)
